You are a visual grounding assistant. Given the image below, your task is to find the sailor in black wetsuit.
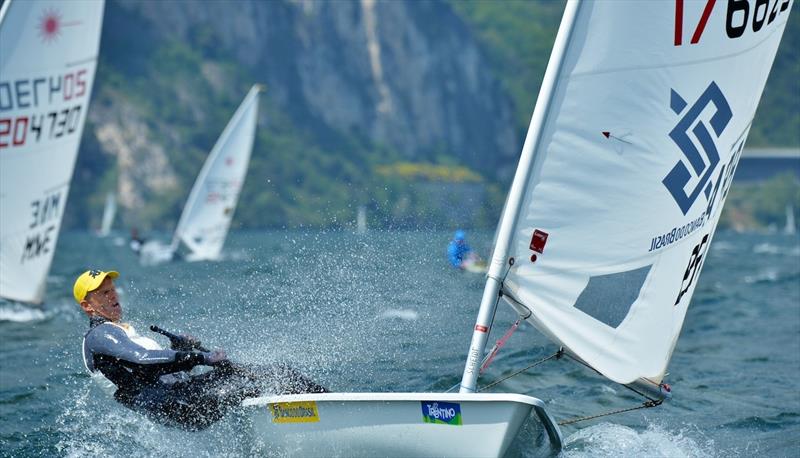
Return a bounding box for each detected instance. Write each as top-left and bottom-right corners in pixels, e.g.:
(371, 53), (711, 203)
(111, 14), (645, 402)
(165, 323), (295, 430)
(75, 269), (326, 430)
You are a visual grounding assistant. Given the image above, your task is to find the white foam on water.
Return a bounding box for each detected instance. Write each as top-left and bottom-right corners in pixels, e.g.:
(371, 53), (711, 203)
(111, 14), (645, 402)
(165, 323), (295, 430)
(57, 382), (260, 457)
(378, 308), (419, 321)
(222, 249), (251, 261)
(711, 241), (735, 253)
(0, 303), (48, 322)
(743, 269), (780, 284)
(560, 422), (714, 458)
(753, 243), (783, 255)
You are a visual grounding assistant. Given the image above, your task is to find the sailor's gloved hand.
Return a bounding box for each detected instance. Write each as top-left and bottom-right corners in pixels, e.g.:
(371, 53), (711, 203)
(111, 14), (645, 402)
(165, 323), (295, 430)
(170, 333), (201, 351)
(204, 349), (228, 366)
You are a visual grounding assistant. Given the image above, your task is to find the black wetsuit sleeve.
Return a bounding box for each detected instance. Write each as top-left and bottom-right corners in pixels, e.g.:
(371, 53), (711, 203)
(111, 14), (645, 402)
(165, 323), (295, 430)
(85, 324), (210, 378)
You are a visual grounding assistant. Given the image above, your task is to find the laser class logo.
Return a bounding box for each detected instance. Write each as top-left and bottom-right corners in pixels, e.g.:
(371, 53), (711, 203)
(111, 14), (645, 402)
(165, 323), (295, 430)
(38, 9), (62, 43)
(662, 82), (732, 215)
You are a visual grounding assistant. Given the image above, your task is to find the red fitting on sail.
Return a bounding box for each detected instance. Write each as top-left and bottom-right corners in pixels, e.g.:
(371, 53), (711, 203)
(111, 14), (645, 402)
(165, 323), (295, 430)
(530, 229), (548, 254)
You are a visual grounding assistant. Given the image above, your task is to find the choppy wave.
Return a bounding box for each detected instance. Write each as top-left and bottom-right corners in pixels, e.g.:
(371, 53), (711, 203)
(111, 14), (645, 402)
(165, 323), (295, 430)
(752, 242), (800, 256)
(0, 303), (48, 322)
(3, 230), (798, 456)
(378, 308), (419, 321)
(743, 269), (780, 284)
(710, 241), (735, 253)
(753, 243), (783, 255)
(741, 267), (799, 285)
(561, 422), (714, 458)
(222, 249), (251, 262)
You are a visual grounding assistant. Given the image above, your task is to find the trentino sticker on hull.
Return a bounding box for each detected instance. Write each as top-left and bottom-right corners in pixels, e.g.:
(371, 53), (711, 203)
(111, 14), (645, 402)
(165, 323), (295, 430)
(421, 401), (462, 426)
(269, 401), (320, 423)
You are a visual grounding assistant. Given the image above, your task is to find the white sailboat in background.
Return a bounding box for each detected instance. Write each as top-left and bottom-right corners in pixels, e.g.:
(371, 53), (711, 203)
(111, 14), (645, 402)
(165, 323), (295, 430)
(241, 1), (790, 455)
(97, 193), (116, 237)
(139, 85), (262, 265)
(0, 0), (105, 304)
(356, 205), (367, 234)
(784, 203), (796, 235)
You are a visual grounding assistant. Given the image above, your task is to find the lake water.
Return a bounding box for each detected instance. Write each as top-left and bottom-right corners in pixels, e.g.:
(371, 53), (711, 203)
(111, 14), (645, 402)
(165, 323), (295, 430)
(1, 230), (798, 457)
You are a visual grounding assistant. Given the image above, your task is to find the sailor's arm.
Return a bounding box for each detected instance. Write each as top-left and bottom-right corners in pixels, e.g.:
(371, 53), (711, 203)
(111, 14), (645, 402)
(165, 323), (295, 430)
(85, 324), (212, 375)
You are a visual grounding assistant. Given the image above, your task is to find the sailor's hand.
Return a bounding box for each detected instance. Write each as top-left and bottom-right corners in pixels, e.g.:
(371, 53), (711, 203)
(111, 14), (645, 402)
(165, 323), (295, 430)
(179, 334), (202, 348)
(170, 333), (199, 351)
(205, 349), (228, 366)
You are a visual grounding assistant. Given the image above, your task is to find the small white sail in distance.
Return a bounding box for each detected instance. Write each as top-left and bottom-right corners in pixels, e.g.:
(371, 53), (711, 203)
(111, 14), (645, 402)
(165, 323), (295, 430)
(97, 192), (116, 237)
(784, 203), (796, 235)
(356, 205), (367, 234)
(170, 85), (262, 261)
(0, 0), (105, 304)
(460, 0), (792, 392)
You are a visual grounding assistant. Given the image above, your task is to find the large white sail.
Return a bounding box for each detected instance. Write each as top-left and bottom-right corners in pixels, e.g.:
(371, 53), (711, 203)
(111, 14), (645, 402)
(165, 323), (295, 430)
(0, 0), (105, 303)
(171, 85), (262, 261)
(97, 192), (116, 237)
(481, 0), (791, 386)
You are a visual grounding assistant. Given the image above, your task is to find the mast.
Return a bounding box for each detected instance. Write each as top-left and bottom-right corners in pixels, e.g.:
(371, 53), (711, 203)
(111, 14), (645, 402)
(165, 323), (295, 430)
(459, 0), (581, 393)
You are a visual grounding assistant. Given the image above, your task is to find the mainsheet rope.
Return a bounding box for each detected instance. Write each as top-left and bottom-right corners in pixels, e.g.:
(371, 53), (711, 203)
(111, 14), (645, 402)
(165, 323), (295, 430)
(557, 399), (663, 426)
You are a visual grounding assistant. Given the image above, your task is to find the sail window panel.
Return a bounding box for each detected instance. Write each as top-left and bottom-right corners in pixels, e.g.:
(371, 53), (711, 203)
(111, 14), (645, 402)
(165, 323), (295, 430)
(572, 265), (652, 329)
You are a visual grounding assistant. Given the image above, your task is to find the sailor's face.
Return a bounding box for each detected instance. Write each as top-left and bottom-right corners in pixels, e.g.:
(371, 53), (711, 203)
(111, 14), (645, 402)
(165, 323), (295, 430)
(84, 277), (122, 321)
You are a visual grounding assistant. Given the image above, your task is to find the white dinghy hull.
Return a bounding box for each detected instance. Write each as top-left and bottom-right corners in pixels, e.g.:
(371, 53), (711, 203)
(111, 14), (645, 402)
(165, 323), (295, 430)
(243, 392), (562, 457)
(138, 240), (175, 266)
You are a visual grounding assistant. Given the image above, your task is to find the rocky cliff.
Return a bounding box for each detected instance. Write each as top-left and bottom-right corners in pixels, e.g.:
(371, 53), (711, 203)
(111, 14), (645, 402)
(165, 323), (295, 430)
(67, 0), (518, 230)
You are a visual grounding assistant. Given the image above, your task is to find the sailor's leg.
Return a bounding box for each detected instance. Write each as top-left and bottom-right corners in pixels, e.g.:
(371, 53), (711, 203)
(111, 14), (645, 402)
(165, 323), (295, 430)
(232, 362), (328, 395)
(118, 382), (233, 431)
(271, 363), (329, 394)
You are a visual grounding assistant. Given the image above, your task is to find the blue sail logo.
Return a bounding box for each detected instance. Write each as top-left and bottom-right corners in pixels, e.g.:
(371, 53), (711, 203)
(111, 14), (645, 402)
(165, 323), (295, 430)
(662, 82), (732, 215)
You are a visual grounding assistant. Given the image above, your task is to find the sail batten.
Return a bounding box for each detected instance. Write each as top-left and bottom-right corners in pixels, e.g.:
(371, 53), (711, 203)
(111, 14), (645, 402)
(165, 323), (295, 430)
(473, 0), (790, 386)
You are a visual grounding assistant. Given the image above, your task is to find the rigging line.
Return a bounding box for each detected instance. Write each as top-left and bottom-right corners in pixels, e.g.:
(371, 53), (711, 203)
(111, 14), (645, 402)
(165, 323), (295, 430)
(477, 349), (563, 393)
(481, 256), (526, 371)
(557, 399), (663, 426)
(485, 257), (517, 343)
(480, 318), (521, 373)
(621, 381), (659, 402)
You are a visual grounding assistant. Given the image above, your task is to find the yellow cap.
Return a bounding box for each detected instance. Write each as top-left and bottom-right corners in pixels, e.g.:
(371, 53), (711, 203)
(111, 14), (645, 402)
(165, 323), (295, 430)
(73, 269), (119, 303)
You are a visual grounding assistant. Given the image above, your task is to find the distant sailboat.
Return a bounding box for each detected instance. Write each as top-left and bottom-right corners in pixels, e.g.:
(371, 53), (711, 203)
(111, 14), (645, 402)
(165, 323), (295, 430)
(139, 85), (262, 265)
(0, 0), (105, 304)
(97, 193), (116, 237)
(356, 205), (367, 234)
(785, 203), (796, 235)
(240, 1), (790, 455)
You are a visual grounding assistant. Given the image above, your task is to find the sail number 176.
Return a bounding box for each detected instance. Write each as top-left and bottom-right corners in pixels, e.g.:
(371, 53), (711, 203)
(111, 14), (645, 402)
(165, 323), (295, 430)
(674, 0), (791, 46)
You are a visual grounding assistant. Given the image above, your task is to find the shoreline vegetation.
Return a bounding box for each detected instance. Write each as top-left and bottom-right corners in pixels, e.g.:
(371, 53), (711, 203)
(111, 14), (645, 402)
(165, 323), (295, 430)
(721, 173), (800, 232)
